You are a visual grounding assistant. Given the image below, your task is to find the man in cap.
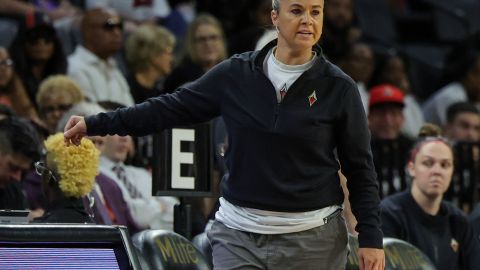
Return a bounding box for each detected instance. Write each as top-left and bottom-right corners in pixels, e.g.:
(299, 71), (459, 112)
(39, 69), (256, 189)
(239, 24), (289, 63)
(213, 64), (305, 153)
(368, 84), (414, 198)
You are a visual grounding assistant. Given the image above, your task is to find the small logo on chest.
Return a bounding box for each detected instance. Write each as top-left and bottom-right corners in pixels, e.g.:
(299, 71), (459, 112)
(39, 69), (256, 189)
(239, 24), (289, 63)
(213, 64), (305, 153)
(308, 90), (317, 107)
(450, 238), (459, 253)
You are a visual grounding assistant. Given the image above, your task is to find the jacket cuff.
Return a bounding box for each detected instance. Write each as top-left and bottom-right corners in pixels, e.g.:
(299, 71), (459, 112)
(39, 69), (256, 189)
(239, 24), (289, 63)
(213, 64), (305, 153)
(358, 229), (384, 249)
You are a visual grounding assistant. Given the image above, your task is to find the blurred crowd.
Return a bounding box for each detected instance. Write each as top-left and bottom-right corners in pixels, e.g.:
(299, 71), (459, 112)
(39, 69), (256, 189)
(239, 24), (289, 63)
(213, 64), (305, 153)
(0, 0), (480, 268)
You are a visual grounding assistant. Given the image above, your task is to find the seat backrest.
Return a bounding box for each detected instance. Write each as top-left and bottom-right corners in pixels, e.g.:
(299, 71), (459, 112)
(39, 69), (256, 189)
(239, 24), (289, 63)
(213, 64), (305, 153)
(347, 235), (436, 270)
(370, 138), (413, 198)
(133, 230), (211, 270)
(383, 238), (436, 270)
(191, 232), (213, 268)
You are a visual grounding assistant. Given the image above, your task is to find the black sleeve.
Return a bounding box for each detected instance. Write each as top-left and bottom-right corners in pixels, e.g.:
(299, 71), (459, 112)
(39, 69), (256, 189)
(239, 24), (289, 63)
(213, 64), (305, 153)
(85, 60), (231, 137)
(336, 81), (383, 249)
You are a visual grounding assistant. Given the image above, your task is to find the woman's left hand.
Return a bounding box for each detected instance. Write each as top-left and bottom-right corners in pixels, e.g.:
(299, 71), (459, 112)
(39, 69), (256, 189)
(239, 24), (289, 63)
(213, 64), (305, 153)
(358, 248), (385, 270)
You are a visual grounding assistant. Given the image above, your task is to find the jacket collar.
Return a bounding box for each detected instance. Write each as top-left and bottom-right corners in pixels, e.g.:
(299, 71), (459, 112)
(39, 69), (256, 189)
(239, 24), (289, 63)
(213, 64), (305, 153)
(253, 39), (326, 76)
(254, 39), (325, 71)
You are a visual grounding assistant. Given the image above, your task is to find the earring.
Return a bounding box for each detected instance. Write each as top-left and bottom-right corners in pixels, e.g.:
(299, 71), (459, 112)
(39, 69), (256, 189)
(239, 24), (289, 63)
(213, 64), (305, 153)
(275, 25), (279, 34)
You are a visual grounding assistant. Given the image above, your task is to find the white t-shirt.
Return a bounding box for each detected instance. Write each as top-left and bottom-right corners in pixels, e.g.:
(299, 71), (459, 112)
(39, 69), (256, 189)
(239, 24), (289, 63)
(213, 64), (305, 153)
(264, 47), (316, 103)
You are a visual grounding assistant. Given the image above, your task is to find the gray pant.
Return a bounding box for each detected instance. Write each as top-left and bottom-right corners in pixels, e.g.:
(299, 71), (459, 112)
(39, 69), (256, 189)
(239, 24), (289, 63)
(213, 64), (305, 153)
(207, 212), (348, 270)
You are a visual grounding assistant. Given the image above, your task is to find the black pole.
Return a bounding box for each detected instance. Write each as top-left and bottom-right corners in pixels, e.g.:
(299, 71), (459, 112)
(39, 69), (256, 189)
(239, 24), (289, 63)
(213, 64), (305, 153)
(173, 197), (192, 240)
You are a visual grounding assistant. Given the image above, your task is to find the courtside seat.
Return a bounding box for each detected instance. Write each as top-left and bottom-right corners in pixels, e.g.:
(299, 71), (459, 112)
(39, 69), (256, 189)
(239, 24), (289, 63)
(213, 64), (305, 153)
(132, 230), (211, 270)
(347, 235), (436, 270)
(191, 232), (213, 268)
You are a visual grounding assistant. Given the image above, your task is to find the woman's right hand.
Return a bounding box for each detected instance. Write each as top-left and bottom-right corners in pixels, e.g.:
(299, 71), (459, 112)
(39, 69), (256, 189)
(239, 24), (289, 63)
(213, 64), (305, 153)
(63, 115), (87, 146)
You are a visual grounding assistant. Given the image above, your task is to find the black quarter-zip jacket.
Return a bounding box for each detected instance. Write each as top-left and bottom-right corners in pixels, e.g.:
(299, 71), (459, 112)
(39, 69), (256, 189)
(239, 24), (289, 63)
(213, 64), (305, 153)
(85, 40), (383, 248)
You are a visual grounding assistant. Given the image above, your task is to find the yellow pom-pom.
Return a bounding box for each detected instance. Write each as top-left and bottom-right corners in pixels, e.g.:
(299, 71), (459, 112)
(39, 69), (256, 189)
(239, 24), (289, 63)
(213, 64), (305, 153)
(44, 133), (100, 198)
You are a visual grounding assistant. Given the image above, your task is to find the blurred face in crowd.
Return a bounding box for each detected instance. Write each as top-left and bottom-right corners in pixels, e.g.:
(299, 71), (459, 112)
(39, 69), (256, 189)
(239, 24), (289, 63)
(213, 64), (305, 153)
(83, 9), (123, 59)
(368, 104), (405, 139)
(272, 0), (324, 52)
(409, 141), (453, 200)
(256, 0), (274, 27)
(152, 46), (174, 77)
(465, 57), (480, 102)
(193, 23), (224, 69)
(446, 112), (480, 142)
(0, 48), (13, 88)
(381, 56), (410, 93)
(0, 152), (31, 188)
(40, 93), (76, 133)
(101, 135), (132, 163)
(341, 43), (375, 84)
(25, 27), (55, 62)
(324, 0), (353, 31)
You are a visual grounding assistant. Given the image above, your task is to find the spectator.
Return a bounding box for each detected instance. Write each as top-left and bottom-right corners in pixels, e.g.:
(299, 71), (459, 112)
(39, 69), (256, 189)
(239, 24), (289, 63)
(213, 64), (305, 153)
(125, 24), (176, 169)
(0, 116), (41, 210)
(36, 75), (84, 134)
(444, 102), (480, 213)
(68, 8), (134, 106)
(422, 46), (480, 126)
(0, 47), (38, 120)
(33, 132), (99, 223)
(319, 0), (361, 64)
(370, 51), (424, 138)
(368, 84), (413, 197)
(380, 125), (480, 270)
(339, 42), (375, 113)
(444, 102), (480, 143)
(97, 132), (178, 230)
(369, 84), (408, 140)
(125, 24), (175, 104)
(163, 13), (227, 92)
(228, 0), (273, 55)
(9, 13), (67, 107)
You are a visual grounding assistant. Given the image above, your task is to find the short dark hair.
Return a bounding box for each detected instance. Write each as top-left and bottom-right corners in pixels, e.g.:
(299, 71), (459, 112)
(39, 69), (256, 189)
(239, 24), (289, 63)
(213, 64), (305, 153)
(446, 102), (479, 124)
(443, 44), (480, 83)
(0, 117), (42, 162)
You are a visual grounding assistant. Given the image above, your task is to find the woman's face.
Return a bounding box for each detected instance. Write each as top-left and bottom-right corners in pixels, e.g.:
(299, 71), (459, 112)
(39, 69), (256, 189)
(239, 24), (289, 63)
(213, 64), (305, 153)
(152, 46), (174, 77)
(272, 0), (324, 51)
(0, 49), (13, 87)
(193, 24), (225, 67)
(40, 94), (74, 133)
(382, 57), (410, 92)
(25, 32), (55, 62)
(409, 141), (454, 199)
(342, 43), (374, 83)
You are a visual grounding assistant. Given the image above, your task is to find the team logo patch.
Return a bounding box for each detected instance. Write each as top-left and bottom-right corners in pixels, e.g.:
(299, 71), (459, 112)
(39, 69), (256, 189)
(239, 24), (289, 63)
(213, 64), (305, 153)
(308, 90), (317, 107)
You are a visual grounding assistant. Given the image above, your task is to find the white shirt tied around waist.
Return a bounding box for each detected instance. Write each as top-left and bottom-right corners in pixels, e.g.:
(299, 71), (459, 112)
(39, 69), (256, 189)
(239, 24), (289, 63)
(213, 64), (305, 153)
(216, 197), (342, 234)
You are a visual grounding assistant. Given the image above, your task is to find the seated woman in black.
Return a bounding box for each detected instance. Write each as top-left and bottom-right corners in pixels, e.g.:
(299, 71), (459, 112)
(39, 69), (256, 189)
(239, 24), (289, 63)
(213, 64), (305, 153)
(34, 132), (100, 223)
(380, 124), (480, 270)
